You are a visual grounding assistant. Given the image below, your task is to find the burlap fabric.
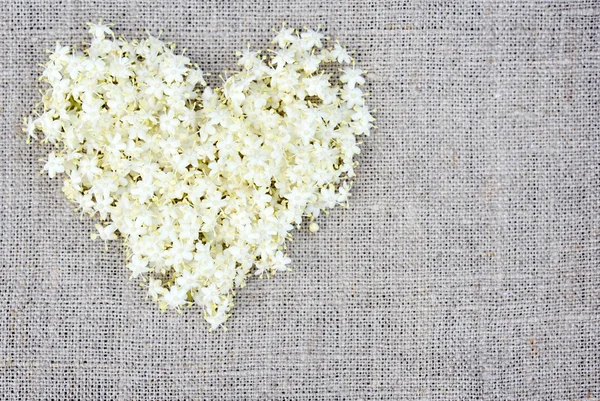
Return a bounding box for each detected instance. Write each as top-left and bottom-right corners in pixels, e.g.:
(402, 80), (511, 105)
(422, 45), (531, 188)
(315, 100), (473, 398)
(1, 0), (599, 399)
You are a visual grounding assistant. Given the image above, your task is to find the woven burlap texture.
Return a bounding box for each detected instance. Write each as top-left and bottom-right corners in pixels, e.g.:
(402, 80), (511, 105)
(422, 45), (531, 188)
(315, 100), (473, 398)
(1, 0), (599, 400)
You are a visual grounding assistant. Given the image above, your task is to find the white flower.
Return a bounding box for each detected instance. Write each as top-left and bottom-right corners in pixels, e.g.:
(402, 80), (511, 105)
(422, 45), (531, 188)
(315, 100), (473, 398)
(342, 86), (365, 109)
(148, 279), (165, 300)
(87, 22), (113, 39)
(127, 254), (150, 278)
(340, 67), (365, 88)
(205, 300), (230, 330)
(162, 285), (187, 309)
(186, 68), (206, 86)
(24, 116), (39, 141)
(337, 183), (352, 203)
(200, 283), (221, 305)
(273, 27), (296, 48)
(94, 223), (117, 241)
(329, 43), (352, 64)
(300, 28), (324, 49)
(271, 251), (291, 272)
(43, 152), (65, 178)
(176, 269), (202, 292)
(272, 48), (295, 66)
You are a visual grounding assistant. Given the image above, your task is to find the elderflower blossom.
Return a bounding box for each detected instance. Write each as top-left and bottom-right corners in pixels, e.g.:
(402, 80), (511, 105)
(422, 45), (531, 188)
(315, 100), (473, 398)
(26, 23), (374, 330)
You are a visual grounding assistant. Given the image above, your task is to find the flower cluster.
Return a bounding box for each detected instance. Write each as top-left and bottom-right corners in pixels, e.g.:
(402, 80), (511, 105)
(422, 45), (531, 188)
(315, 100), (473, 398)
(26, 23), (373, 329)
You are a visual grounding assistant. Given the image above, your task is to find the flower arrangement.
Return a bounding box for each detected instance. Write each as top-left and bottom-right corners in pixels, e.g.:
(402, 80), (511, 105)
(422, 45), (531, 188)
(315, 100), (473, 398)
(26, 22), (374, 329)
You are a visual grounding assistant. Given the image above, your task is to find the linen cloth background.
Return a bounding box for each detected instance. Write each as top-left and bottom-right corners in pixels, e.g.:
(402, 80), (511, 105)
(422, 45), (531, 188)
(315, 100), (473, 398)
(1, 0), (599, 399)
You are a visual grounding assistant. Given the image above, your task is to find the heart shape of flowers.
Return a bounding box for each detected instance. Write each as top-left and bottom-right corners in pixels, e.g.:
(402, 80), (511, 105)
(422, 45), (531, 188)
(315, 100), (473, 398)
(26, 23), (373, 329)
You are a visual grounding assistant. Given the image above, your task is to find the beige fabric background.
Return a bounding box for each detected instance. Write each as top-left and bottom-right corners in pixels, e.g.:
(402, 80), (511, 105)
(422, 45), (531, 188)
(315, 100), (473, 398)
(1, 0), (599, 399)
